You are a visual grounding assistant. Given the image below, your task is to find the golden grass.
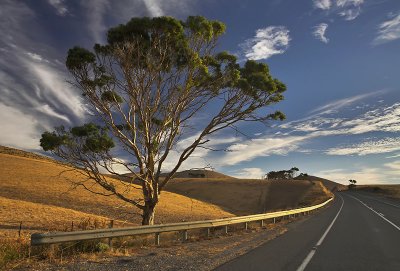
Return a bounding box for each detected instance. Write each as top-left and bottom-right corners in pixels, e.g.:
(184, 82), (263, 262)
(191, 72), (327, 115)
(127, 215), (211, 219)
(0, 153), (233, 232)
(0, 196), (128, 239)
(165, 178), (333, 215)
(356, 185), (400, 199)
(165, 178), (269, 215)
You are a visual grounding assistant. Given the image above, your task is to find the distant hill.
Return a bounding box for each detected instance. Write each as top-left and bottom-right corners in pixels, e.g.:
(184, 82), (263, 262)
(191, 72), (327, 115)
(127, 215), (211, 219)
(0, 145), (52, 162)
(121, 169), (234, 180)
(295, 175), (346, 192)
(162, 169), (234, 179)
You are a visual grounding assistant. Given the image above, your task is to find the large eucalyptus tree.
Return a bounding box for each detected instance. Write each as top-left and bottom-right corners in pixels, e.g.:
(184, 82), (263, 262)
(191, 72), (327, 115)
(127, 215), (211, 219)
(40, 16), (286, 225)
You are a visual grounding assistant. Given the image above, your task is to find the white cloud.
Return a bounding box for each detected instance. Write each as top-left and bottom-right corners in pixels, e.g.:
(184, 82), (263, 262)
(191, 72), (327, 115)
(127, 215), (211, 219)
(0, 103), (43, 150)
(309, 90), (386, 114)
(313, 0), (332, 10)
(338, 8), (361, 20)
(313, 23), (329, 43)
(386, 153), (400, 159)
(336, 0), (364, 20)
(80, 0), (110, 43)
(143, 0), (164, 17)
(326, 137), (400, 156)
(80, 0), (197, 43)
(314, 167), (392, 185)
(47, 0), (68, 16)
(336, 0), (364, 8)
(373, 13), (400, 45)
(384, 160), (400, 171)
(339, 102), (400, 134)
(222, 135), (307, 165)
(241, 26), (291, 60)
(231, 168), (264, 179)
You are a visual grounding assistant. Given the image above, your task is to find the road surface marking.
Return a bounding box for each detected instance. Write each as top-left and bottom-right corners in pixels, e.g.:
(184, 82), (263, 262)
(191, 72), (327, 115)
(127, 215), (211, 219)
(296, 194), (344, 271)
(347, 194), (400, 231)
(355, 193), (400, 209)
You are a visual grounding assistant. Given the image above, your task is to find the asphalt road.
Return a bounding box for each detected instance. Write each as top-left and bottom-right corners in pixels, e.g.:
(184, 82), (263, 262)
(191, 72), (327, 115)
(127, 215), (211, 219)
(215, 191), (400, 271)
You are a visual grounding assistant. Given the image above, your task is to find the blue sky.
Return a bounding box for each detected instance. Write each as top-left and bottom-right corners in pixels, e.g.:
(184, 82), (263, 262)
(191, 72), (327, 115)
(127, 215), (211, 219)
(0, 0), (400, 184)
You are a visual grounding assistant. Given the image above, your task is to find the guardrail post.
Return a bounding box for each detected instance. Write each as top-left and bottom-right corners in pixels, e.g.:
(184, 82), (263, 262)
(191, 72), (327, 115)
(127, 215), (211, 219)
(18, 222), (23, 238)
(273, 217), (276, 224)
(155, 233), (160, 246)
(224, 225), (228, 235)
(183, 230), (188, 241)
(108, 220), (114, 247)
(207, 228), (211, 237)
(245, 222), (248, 230)
(260, 220), (264, 227)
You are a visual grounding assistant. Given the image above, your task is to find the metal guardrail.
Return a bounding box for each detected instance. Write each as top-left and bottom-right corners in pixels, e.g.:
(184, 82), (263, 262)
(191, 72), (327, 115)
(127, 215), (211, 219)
(31, 197), (333, 246)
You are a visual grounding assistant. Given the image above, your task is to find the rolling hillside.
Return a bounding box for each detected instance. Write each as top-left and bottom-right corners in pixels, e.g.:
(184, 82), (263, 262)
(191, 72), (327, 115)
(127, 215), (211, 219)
(165, 177), (332, 215)
(0, 146), (233, 237)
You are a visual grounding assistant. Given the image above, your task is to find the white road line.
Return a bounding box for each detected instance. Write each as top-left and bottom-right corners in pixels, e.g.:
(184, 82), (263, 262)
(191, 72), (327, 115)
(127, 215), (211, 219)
(355, 193), (400, 209)
(296, 194), (344, 271)
(347, 194), (400, 231)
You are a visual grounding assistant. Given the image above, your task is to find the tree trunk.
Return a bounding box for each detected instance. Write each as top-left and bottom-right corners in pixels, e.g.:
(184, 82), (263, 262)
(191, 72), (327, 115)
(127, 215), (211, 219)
(142, 201), (156, 225)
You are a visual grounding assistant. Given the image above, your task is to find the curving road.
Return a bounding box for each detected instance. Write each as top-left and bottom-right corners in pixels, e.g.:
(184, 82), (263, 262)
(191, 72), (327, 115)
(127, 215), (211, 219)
(215, 191), (400, 271)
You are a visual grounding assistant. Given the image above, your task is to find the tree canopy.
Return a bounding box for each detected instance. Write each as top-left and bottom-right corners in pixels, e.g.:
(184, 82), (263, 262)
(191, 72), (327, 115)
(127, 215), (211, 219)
(40, 16), (287, 225)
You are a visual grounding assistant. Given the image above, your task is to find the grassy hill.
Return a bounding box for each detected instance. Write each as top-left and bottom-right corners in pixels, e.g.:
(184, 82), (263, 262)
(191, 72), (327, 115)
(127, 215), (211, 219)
(295, 175), (346, 192)
(355, 185), (400, 199)
(165, 177), (332, 215)
(0, 145), (334, 241)
(0, 147), (233, 238)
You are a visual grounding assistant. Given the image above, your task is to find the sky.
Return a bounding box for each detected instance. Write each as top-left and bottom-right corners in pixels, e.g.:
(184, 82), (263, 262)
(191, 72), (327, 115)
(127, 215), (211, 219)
(0, 0), (400, 185)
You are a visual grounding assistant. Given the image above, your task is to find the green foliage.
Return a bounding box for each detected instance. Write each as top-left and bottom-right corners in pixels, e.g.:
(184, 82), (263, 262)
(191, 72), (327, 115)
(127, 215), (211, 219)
(40, 131), (68, 151)
(66, 46), (96, 70)
(101, 91), (123, 103)
(40, 123), (114, 154)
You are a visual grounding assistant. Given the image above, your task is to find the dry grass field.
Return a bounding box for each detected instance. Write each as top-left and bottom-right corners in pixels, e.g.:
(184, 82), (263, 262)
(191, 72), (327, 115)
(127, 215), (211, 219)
(0, 150), (233, 239)
(0, 146), (335, 269)
(165, 177), (332, 215)
(356, 185), (400, 199)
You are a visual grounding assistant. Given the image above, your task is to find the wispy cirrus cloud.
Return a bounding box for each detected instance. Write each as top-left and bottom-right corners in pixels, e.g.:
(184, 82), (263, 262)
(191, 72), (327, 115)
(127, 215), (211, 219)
(373, 13), (400, 45)
(313, 0), (364, 21)
(313, 23), (329, 43)
(313, 0), (332, 10)
(46, 0), (68, 16)
(230, 167), (265, 179)
(0, 1), (86, 150)
(217, 92), (400, 166)
(241, 26), (291, 60)
(336, 0), (364, 20)
(314, 167), (394, 184)
(326, 137), (400, 156)
(309, 90), (386, 114)
(81, 0), (197, 43)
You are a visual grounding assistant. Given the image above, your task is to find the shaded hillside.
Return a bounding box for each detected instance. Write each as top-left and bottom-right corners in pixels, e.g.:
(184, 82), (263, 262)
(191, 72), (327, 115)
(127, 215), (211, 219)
(165, 178), (332, 215)
(356, 185), (400, 200)
(295, 175), (346, 192)
(121, 169), (234, 180)
(165, 178), (268, 215)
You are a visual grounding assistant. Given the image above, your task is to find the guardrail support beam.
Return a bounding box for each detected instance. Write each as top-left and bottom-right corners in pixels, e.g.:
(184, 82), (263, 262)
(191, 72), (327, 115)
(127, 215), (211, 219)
(29, 198), (334, 246)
